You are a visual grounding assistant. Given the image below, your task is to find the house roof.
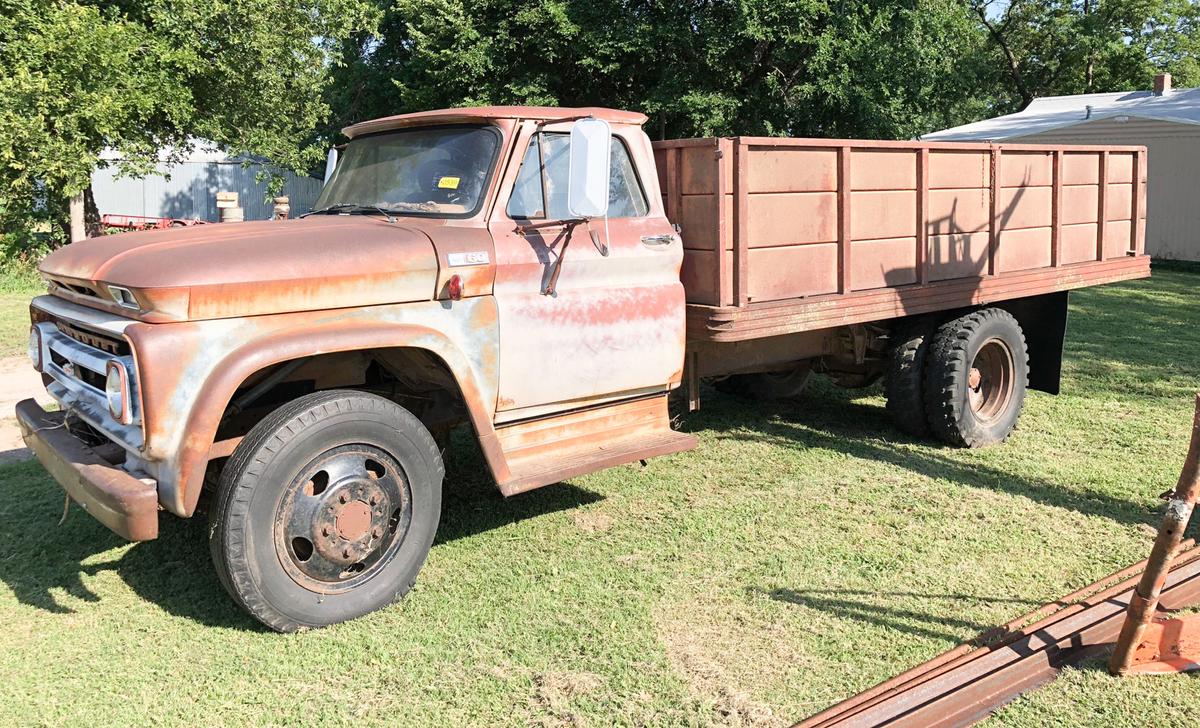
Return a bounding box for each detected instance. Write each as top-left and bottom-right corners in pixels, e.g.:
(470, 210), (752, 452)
(923, 86), (1200, 141)
(343, 106), (648, 138)
(99, 139), (230, 164)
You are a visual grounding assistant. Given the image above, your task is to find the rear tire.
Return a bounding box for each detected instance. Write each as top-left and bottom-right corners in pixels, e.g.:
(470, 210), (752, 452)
(209, 390), (443, 631)
(712, 361), (813, 401)
(923, 309), (1028, 448)
(885, 318), (937, 437)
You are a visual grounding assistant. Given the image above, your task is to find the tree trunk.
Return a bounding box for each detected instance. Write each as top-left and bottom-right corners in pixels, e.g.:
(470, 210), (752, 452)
(68, 193), (86, 243)
(1083, 0), (1094, 91)
(83, 185), (102, 237)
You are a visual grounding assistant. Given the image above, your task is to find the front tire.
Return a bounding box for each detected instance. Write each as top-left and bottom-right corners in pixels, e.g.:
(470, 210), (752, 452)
(923, 309), (1028, 448)
(209, 390), (444, 631)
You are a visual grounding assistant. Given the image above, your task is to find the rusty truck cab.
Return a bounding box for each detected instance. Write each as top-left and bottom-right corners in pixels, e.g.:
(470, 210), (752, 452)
(18, 107), (693, 545)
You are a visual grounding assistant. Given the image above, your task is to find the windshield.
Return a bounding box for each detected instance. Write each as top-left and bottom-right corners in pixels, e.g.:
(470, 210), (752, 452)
(315, 125), (500, 217)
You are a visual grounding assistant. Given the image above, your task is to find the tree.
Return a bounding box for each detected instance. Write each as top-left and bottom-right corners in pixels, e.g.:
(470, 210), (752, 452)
(970, 0), (1200, 112)
(324, 0), (993, 142)
(0, 0), (377, 242)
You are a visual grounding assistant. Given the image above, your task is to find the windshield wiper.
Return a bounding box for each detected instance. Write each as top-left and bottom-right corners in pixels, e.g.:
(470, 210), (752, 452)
(300, 203), (396, 223)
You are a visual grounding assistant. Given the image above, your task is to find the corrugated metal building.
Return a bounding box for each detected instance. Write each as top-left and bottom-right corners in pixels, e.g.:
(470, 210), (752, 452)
(924, 74), (1200, 261)
(92, 142), (324, 222)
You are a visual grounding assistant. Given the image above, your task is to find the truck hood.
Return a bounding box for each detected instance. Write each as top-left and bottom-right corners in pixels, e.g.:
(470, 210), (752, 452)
(39, 217), (441, 321)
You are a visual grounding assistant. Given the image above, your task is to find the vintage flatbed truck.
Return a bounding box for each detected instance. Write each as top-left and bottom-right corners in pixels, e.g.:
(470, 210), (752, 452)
(16, 106), (1149, 631)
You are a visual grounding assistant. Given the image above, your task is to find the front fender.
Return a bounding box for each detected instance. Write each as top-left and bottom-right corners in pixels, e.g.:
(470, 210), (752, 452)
(124, 297), (500, 517)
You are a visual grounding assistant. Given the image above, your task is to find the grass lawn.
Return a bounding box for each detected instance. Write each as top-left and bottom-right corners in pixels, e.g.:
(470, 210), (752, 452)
(0, 286), (41, 357)
(0, 266), (1198, 726)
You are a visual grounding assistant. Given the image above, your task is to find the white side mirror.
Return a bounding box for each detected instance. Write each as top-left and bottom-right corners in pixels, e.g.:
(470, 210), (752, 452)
(323, 147), (339, 184)
(567, 118), (611, 218)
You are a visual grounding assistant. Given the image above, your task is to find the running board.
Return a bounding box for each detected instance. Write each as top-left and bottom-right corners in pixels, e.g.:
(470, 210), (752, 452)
(495, 395), (696, 496)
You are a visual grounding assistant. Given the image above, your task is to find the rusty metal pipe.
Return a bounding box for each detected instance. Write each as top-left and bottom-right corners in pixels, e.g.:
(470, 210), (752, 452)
(1109, 394), (1200, 675)
(799, 544), (1193, 728)
(803, 544), (1200, 728)
(802, 547), (1200, 727)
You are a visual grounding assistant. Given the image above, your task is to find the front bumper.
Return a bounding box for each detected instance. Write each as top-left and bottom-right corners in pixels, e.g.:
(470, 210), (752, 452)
(16, 399), (158, 541)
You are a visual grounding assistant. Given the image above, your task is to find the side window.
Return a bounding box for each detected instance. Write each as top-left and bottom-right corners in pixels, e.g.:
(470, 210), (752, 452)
(607, 140), (649, 217)
(506, 133), (648, 220)
(506, 140), (544, 218)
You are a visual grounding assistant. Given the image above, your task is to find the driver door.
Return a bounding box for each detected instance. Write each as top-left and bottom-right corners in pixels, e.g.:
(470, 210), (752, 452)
(488, 122), (685, 418)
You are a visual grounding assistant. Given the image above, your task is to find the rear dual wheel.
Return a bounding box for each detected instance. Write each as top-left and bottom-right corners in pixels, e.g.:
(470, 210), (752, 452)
(886, 309), (1028, 447)
(209, 390), (443, 632)
(885, 318), (937, 437)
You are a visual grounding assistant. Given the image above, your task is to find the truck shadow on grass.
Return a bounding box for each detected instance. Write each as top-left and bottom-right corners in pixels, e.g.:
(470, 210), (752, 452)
(3, 269), (1192, 628)
(0, 443), (601, 630)
(679, 384), (1162, 531)
(759, 587), (1045, 645)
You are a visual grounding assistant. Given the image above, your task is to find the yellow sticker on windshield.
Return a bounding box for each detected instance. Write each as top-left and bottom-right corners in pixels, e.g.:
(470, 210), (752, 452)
(437, 176), (461, 190)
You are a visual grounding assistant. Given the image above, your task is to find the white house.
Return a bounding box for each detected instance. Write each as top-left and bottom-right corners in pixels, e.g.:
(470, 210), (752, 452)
(925, 74), (1200, 262)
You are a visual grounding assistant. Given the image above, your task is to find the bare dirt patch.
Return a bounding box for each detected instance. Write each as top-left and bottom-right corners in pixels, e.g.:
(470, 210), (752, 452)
(655, 592), (807, 726)
(0, 355), (49, 462)
(528, 671), (605, 726)
(573, 511), (614, 533)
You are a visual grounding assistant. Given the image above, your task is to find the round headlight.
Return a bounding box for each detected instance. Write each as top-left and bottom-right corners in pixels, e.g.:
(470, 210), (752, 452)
(105, 362), (128, 422)
(28, 327), (42, 371)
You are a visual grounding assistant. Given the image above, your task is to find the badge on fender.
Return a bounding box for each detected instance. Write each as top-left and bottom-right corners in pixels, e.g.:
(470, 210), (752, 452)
(447, 251), (490, 266)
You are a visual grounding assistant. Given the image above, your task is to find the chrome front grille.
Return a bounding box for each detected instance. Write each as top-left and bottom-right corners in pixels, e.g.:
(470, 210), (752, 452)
(54, 320), (129, 356)
(30, 297), (143, 453)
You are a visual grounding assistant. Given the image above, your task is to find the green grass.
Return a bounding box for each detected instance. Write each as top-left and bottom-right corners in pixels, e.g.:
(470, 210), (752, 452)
(1, 251), (43, 356)
(0, 287), (41, 357)
(1, 266), (1198, 726)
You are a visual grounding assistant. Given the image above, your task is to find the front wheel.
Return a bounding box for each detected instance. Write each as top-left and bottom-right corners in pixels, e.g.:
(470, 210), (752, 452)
(923, 309), (1028, 448)
(209, 390), (444, 631)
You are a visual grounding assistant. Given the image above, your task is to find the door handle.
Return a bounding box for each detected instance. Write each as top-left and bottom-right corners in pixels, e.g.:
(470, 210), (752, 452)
(641, 234), (676, 247)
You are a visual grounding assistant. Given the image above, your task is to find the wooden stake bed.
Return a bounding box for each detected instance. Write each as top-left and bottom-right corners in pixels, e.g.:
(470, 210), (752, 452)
(654, 137), (1150, 344)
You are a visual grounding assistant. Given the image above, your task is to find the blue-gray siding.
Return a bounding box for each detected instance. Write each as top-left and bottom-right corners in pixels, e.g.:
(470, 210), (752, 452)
(92, 162), (323, 222)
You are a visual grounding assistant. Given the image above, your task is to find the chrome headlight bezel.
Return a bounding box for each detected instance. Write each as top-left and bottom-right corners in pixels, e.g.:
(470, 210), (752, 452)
(28, 326), (42, 371)
(105, 360), (131, 424)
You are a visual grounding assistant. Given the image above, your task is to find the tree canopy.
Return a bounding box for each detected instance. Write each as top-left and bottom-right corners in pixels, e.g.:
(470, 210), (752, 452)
(324, 0), (1199, 143)
(324, 0), (992, 140)
(0, 0), (376, 239)
(970, 0), (1200, 111)
(3, 0), (1199, 244)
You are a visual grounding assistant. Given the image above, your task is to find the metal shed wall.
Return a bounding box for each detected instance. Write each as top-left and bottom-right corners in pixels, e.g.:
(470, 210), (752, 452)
(1011, 117), (1200, 262)
(92, 161), (323, 223)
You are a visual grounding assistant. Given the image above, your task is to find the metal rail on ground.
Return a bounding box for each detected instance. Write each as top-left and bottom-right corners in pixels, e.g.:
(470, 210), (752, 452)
(797, 394), (1200, 728)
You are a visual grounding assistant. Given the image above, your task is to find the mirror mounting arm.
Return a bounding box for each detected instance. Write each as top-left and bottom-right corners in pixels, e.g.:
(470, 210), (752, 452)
(539, 218), (587, 296)
(515, 217), (586, 234)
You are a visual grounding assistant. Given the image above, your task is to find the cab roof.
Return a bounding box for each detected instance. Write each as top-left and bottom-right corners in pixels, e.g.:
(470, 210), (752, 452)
(342, 106), (648, 138)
